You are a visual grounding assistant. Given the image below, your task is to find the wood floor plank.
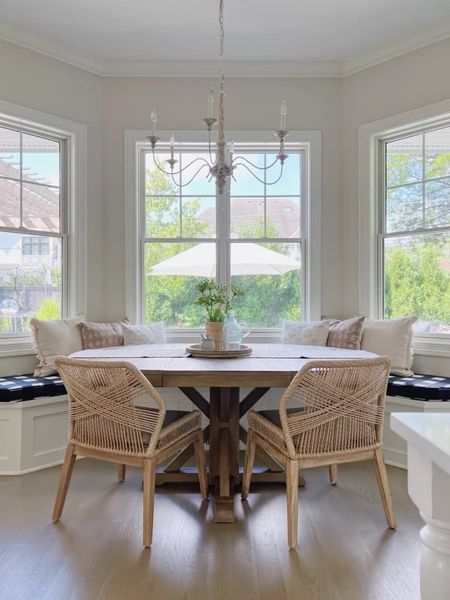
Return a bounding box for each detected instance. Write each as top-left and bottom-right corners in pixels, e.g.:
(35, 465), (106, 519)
(0, 459), (421, 600)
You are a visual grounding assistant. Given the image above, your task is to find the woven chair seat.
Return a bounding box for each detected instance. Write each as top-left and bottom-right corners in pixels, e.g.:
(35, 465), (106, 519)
(137, 408), (202, 451)
(257, 407), (304, 429)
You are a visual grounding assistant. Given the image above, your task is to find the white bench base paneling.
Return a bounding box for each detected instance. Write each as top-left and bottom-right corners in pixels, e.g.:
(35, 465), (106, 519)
(2, 389), (447, 475)
(384, 395), (450, 470)
(0, 396), (69, 475)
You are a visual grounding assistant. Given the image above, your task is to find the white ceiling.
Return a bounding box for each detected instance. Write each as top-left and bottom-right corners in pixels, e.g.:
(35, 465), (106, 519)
(0, 0), (449, 76)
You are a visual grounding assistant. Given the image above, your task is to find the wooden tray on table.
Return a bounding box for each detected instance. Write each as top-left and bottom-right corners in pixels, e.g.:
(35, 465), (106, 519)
(186, 344), (252, 358)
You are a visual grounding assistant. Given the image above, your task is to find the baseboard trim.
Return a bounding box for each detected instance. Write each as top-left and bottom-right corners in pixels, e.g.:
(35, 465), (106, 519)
(0, 455), (84, 477)
(384, 447), (407, 470)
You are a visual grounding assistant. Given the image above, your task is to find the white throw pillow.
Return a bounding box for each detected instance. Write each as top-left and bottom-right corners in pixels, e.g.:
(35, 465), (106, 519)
(281, 320), (330, 346)
(122, 322), (166, 345)
(361, 317), (416, 376)
(30, 316), (85, 376)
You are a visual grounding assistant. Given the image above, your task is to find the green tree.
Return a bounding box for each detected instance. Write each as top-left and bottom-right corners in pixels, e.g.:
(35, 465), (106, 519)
(36, 297), (61, 320)
(144, 170), (209, 326)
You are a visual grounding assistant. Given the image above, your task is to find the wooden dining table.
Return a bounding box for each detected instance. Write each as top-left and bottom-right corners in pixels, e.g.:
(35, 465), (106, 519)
(72, 343), (376, 523)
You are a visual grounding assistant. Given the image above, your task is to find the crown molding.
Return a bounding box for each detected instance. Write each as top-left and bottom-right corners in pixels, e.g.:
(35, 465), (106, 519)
(101, 59), (342, 78)
(0, 19), (449, 79)
(342, 20), (450, 76)
(0, 22), (104, 75)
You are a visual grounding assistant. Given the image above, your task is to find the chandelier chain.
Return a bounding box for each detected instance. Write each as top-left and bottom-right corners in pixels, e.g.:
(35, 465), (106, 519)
(219, 0), (224, 58)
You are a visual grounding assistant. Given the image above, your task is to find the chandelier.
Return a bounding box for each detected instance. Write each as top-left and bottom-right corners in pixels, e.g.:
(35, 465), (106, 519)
(147, 0), (289, 195)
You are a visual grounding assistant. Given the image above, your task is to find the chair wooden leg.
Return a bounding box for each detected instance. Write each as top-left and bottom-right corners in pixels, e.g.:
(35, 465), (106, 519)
(241, 432), (256, 500)
(117, 464), (126, 482)
(193, 432), (209, 500)
(373, 448), (396, 529)
(329, 464), (337, 485)
(286, 459), (299, 550)
(52, 444), (76, 522)
(143, 457), (157, 548)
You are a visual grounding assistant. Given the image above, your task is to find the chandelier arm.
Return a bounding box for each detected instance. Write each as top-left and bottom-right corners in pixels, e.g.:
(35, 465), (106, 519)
(177, 163), (212, 188)
(231, 154), (281, 170)
(151, 147), (211, 177)
(232, 161), (284, 186)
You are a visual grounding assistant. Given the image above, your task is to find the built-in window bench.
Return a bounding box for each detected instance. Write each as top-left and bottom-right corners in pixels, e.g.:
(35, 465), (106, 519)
(0, 375), (69, 475)
(384, 375), (450, 469)
(2, 371), (450, 475)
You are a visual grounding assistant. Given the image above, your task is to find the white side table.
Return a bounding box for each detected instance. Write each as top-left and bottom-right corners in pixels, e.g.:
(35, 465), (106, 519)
(391, 412), (450, 600)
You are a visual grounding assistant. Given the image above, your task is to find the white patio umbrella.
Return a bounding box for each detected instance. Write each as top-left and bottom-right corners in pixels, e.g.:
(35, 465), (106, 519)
(149, 242), (298, 277)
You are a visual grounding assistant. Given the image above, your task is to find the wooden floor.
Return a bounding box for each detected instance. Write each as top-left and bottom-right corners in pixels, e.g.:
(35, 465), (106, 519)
(0, 460), (421, 600)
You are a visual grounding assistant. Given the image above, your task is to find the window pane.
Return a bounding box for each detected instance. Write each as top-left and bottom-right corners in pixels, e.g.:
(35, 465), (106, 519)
(384, 233), (450, 331)
(425, 179), (450, 228)
(145, 152), (180, 192)
(266, 197), (301, 238)
(0, 232), (62, 334)
(145, 242), (216, 327)
(386, 183), (423, 233)
(231, 197), (264, 238)
(425, 127), (450, 179)
(230, 242), (301, 327)
(0, 127), (21, 179)
(231, 153), (265, 195)
(181, 197), (215, 237)
(386, 134), (423, 188)
(22, 182), (60, 233)
(265, 153), (301, 195)
(22, 133), (60, 187)
(0, 177), (20, 228)
(180, 152), (214, 195)
(145, 196), (180, 238)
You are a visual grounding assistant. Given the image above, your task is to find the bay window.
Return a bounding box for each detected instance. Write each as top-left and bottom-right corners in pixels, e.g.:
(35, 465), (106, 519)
(0, 125), (64, 334)
(381, 125), (450, 334)
(0, 99), (86, 352)
(127, 131), (321, 332)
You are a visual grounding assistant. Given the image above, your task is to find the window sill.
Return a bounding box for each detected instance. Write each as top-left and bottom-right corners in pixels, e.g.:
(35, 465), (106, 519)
(413, 334), (450, 358)
(0, 336), (35, 358)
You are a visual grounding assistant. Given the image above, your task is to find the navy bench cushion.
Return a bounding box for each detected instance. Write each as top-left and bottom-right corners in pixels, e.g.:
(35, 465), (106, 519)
(387, 374), (450, 401)
(1, 372), (449, 403)
(0, 374), (66, 402)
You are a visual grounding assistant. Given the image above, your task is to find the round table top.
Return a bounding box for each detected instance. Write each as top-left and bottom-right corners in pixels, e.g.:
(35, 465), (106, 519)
(71, 343), (377, 388)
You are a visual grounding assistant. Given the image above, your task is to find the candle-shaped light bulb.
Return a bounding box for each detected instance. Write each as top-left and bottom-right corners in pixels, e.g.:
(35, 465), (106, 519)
(150, 107), (157, 136)
(208, 87), (215, 118)
(280, 100), (287, 130)
(169, 132), (175, 161)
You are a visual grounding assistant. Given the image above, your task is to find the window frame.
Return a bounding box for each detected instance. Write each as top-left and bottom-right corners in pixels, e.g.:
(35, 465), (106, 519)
(359, 99), (450, 358)
(125, 129), (322, 339)
(0, 100), (87, 356)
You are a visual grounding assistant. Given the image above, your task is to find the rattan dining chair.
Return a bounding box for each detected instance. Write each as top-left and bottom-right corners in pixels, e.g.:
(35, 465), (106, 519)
(52, 357), (208, 548)
(241, 357), (395, 549)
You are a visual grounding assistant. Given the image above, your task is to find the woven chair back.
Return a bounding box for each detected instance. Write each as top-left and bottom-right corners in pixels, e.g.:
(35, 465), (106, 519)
(55, 357), (166, 456)
(279, 357), (391, 458)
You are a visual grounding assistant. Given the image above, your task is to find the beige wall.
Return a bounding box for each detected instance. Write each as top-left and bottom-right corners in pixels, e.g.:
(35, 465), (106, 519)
(0, 36), (450, 375)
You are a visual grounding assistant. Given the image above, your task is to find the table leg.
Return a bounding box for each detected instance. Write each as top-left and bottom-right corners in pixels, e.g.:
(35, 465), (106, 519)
(209, 387), (240, 523)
